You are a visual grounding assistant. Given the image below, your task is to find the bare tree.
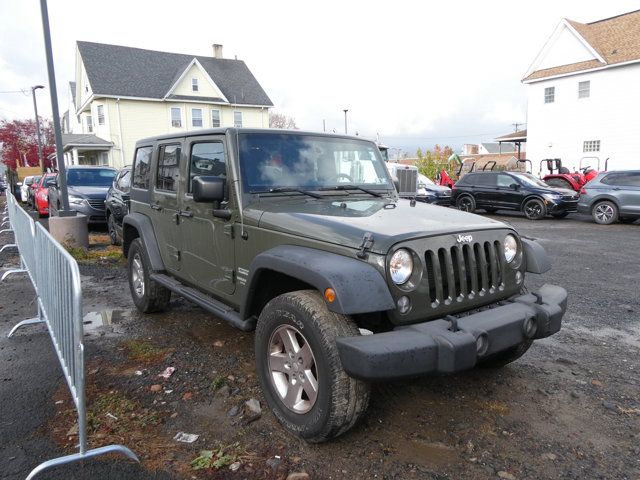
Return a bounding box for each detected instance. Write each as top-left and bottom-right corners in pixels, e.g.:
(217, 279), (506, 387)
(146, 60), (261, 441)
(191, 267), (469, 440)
(269, 111), (298, 129)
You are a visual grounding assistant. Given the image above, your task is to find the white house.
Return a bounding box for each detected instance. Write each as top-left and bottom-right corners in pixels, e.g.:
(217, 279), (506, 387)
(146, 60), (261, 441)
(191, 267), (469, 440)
(523, 9), (640, 172)
(63, 42), (273, 169)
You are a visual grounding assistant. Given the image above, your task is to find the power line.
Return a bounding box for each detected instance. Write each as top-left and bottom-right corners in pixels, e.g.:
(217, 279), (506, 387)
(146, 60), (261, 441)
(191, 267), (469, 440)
(0, 89), (29, 95)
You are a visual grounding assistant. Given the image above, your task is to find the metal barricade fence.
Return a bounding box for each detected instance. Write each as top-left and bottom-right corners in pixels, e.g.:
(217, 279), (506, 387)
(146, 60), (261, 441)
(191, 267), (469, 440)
(1, 194), (138, 479)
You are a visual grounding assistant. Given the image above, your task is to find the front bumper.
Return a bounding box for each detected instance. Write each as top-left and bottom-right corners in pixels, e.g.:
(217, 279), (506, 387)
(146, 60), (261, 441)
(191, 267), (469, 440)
(70, 202), (107, 223)
(336, 284), (567, 380)
(546, 198), (579, 213)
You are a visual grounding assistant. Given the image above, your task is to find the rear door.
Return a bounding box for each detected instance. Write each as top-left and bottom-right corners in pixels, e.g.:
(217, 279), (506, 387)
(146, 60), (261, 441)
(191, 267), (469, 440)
(179, 136), (236, 296)
(607, 172), (640, 216)
(473, 173), (497, 207)
(151, 142), (183, 273)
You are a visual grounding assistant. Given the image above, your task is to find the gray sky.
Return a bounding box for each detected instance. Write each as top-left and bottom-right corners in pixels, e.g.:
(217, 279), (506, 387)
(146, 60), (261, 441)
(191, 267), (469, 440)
(1, 1), (638, 153)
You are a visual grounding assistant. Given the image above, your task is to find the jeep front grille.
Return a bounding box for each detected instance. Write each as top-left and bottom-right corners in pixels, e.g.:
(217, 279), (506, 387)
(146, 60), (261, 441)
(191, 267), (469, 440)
(424, 241), (503, 306)
(396, 168), (418, 196)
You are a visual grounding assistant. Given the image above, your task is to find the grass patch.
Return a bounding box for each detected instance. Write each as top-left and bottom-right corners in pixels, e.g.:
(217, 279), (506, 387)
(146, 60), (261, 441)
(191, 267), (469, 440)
(66, 245), (122, 261)
(121, 339), (168, 362)
(191, 443), (242, 470)
(210, 376), (227, 390)
(87, 390), (160, 434)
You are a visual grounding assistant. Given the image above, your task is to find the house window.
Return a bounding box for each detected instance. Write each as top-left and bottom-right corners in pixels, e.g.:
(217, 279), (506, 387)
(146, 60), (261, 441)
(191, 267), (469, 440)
(583, 140), (600, 152)
(86, 115), (93, 133)
(211, 109), (221, 128)
(192, 78), (199, 92)
(544, 87), (555, 104)
(156, 144), (181, 192)
(171, 107), (182, 127)
(234, 111), (243, 128)
(192, 108), (203, 128)
(97, 105), (105, 125)
(578, 81), (590, 98)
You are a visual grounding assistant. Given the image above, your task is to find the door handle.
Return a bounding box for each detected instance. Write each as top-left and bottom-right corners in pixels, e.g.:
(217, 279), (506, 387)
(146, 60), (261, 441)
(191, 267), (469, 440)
(150, 203), (162, 211)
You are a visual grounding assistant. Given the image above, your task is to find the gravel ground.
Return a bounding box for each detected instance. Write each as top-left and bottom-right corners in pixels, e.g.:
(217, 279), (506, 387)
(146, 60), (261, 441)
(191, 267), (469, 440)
(1, 200), (639, 480)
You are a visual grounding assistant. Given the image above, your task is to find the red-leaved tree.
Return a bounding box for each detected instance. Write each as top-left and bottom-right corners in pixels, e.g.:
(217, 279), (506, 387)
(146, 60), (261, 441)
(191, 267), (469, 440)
(0, 118), (55, 171)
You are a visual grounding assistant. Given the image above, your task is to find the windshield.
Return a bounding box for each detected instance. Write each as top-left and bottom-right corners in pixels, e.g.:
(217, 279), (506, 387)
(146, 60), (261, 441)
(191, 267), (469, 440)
(238, 133), (393, 193)
(66, 168), (117, 187)
(515, 172), (550, 188)
(418, 174), (435, 186)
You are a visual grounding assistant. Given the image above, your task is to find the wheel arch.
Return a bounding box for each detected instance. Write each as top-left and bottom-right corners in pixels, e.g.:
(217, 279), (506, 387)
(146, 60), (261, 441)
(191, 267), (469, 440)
(589, 195), (620, 213)
(519, 194), (544, 210)
(241, 245), (395, 320)
(122, 213), (165, 271)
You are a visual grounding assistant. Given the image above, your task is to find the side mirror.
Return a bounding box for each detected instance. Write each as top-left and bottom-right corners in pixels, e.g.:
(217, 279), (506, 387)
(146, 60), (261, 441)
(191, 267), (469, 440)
(510, 183), (520, 190)
(50, 180), (58, 188)
(193, 176), (225, 203)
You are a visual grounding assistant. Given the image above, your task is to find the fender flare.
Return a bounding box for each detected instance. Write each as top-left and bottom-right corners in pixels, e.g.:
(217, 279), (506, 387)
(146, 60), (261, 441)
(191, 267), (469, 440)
(122, 212), (165, 271)
(241, 245), (395, 318)
(522, 238), (551, 274)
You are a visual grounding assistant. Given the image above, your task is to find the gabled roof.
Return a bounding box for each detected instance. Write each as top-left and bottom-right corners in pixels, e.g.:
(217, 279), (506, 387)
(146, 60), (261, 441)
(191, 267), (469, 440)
(495, 130), (527, 142)
(61, 133), (113, 148)
(524, 10), (640, 82)
(76, 41), (273, 106)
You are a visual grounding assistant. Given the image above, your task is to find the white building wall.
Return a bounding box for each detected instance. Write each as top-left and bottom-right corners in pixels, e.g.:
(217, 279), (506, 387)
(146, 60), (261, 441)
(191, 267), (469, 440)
(526, 63), (640, 173)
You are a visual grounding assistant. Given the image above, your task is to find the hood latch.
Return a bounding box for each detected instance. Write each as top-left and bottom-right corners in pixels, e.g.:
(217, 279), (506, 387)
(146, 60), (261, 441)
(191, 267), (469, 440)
(356, 232), (374, 259)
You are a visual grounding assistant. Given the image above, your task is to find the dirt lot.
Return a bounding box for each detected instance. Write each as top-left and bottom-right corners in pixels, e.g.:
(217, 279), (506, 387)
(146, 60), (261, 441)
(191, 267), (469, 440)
(1, 202), (639, 480)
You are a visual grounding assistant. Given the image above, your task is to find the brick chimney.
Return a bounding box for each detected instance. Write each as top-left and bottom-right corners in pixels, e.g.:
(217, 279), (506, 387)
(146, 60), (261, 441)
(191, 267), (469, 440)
(212, 44), (223, 59)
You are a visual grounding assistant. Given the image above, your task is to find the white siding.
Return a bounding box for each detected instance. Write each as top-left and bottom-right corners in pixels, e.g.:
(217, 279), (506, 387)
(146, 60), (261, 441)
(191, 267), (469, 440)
(526, 63), (640, 172)
(537, 27), (596, 71)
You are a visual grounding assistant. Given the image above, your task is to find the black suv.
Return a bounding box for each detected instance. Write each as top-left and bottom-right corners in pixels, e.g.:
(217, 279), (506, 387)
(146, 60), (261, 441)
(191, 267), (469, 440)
(106, 166), (131, 245)
(453, 171), (579, 220)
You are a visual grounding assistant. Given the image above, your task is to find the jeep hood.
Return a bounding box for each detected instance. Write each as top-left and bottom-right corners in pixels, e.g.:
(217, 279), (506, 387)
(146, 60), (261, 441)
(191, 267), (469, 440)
(253, 197), (507, 254)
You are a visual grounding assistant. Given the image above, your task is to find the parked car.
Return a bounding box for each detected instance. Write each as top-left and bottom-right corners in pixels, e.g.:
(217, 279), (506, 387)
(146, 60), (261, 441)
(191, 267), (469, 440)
(123, 128), (567, 442)
(20, 176), (37, 203)
(417, 173), (452, 205)
(386, 163), (451, 204)
(452, 171), (580, 220)
(577, 170), (640, 224)
(34, 173), (58, 217)
(48, 165), (118, 223)
(26, 175), (41, 207)
(106, 166), (131, 244)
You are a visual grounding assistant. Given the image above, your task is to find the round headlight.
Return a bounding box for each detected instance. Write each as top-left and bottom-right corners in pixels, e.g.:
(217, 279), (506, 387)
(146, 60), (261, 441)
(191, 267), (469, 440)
(503, 234), (518, 263)
(389, 249), (413, 285)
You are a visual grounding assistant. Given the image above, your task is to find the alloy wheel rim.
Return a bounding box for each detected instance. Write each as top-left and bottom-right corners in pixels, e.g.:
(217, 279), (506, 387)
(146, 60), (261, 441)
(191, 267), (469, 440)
(595, 204), (613, 222)
(526, 202), (541, 218)
(131, 254), (145, 297)
(267, 324), (318, 414)
(459, 198), (472, 211)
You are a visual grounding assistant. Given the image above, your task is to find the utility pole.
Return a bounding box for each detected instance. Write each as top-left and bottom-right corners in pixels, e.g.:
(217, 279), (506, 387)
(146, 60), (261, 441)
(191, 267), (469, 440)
(343, 109), (348, 134)
(31, 85), (45, 172)
(512, 122), (524, 132)
(39, 0), (74, 217)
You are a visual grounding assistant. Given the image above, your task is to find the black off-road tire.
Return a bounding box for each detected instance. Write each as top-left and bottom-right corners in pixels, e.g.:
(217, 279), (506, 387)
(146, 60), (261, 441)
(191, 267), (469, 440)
(127, 238), (170, 313)
(255, 290), (370, 443)
(478, 340), (534, 368)
(592, 200), (619, 225)
(522, 198), (546, 220)
(107, 213), (121, 246)
(456, 195), (476, 213)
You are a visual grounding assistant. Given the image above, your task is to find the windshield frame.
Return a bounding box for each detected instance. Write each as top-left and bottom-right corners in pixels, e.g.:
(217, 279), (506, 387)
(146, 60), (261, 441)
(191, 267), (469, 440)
(237, 132), (395, 198)
(513, 172), (551, 188)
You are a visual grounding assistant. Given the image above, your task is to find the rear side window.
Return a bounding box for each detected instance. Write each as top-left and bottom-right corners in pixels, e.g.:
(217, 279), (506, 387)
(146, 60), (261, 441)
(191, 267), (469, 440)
(132, 146), (153, 189)
(602, 172), (640, 187)
(467, 174), (495, 186)
(189, 142), (226, 193)
(156, 144), (181, 192)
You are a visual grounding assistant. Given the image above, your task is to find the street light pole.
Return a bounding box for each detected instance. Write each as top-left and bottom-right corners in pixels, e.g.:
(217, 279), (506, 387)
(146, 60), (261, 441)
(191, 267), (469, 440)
(343, 109), (348, 135)
(31, 85), (45, 173)
(39, 0), (74, 217)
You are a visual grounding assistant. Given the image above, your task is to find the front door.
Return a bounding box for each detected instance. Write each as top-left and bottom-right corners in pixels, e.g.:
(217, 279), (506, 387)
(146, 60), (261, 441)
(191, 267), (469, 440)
(495, 173), (522, 209)
(179, 136), (236, 296)
(152, 142), (183, 272)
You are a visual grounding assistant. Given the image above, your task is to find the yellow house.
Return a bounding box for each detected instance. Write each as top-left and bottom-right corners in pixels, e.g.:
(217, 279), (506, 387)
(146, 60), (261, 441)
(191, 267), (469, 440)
(65, 42), (273, 168)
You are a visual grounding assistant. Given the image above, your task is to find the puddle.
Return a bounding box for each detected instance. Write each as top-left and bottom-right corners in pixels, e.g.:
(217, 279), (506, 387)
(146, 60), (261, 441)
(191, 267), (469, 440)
(82, 309), (134, 336)
(394, 438), (457, 467)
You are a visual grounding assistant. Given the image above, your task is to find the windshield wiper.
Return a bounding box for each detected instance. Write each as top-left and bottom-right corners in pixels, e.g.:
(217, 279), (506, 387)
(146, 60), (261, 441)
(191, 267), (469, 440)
(252, 187), (323, 199)
(319, 185), (384, 197)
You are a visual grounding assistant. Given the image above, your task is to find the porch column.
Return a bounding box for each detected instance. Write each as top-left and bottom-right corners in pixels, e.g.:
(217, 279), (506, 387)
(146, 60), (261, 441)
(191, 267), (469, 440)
(72, 148), (79, 165)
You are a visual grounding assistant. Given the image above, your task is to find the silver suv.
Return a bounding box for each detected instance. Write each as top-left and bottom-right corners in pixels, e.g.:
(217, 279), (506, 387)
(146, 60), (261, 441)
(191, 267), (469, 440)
(578, 170), (640, 224)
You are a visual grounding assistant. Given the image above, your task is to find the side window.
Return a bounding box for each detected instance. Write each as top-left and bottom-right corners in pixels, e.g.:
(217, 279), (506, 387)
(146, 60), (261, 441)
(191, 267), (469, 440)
(475, 174), (496, 186)
(189, 142), (226, 193)
(603, 172), (640, 187)
(117, 170), (131, 193)
(156, 144), (181, 192)
(496, 174), (514, 187)
(132, 146), (153, 189)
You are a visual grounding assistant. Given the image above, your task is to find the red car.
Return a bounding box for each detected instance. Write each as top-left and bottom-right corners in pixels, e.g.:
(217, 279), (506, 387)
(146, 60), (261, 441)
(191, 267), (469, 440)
(34, 173), (58, 217)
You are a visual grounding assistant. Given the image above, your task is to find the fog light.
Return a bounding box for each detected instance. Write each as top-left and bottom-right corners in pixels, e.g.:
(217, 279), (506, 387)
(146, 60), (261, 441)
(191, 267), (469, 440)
(515, 271), (523, 284)
(397, 296), (411, 314)
(523, 317), (537, 338)
(476, 334), (489, 356)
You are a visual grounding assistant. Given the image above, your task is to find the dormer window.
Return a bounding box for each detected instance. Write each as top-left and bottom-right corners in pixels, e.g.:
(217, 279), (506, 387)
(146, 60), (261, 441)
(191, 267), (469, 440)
(192, 78), (198, 92)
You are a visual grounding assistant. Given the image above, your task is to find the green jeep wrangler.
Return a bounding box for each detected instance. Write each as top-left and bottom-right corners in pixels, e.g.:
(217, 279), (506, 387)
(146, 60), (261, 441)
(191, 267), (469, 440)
(123, 128), (567, 442)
